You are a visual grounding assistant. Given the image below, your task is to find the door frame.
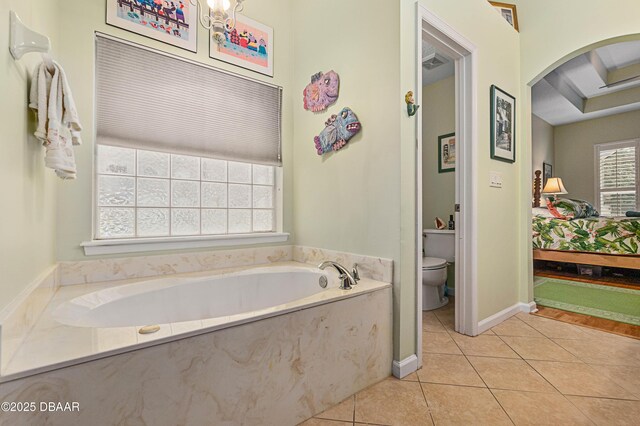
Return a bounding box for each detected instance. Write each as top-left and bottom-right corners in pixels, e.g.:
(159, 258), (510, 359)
(415, 4), (478, 368)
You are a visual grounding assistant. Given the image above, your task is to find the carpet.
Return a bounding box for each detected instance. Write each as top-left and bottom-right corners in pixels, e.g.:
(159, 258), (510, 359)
(534, 276), (640, 326)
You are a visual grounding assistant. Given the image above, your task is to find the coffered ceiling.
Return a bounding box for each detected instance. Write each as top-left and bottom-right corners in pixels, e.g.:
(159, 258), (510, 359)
(532, 40), (640, 125)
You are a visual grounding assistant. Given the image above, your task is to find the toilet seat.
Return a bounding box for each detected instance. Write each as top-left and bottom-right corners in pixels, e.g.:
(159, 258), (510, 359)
(422, 257), (447, 270)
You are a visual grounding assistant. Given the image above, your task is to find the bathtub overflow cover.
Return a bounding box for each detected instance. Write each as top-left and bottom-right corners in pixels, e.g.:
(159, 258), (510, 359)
(139, 325), (161, 335)
(319, 276), (328, 288)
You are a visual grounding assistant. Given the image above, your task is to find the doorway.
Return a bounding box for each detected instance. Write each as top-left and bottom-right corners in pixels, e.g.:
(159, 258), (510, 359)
(414, 5), (477, 369)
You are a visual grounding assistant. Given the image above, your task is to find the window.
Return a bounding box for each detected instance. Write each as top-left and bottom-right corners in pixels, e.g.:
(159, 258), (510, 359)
(96, 145), (276, 239)
(595, 140), (640, 216)
(85, 34), (287, 254)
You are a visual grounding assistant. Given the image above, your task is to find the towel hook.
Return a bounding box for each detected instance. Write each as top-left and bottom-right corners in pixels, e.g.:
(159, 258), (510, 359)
(9, 10), (51, 60)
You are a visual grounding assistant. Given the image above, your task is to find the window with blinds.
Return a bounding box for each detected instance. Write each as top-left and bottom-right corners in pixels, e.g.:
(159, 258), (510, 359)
(94, 34), (282, 241)
(595, 140), (640, 216)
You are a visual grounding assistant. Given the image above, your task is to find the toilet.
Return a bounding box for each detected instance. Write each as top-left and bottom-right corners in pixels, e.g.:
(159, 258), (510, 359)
(422, 229), (455, 311)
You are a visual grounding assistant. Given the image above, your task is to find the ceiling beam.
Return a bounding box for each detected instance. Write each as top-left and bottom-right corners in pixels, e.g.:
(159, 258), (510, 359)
(584, 85), (640, 113)
(607, 62), (640, 85)
(544, 70), (585, 112)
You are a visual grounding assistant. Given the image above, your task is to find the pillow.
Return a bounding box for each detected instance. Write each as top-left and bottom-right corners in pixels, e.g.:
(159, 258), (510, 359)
(546, 197), (599, 220)
(532, 207), (554, 218)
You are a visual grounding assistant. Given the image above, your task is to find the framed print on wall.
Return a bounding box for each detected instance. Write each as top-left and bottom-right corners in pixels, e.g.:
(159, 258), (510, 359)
(438, 133), (456, 173)
(210, 15), (274, 77)
(543, 162), (552, 187)
(106, 0), (198, 52)
(490, 85), (516, 163)
(489, 2), (519, 31)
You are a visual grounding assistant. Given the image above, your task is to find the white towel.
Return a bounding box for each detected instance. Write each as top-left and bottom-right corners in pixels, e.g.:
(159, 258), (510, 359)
(29, 60), (82, 179)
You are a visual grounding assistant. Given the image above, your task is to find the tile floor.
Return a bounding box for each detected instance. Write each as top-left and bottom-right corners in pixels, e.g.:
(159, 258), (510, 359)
(301, 302), (640, 425)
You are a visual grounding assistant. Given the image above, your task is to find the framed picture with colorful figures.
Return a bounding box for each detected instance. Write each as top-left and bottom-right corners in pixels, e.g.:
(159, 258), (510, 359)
(210, 15), (274, 77)
(106, 0), (198, 52)
(438, 133), (456, 173)
(490, 85), (516, 163)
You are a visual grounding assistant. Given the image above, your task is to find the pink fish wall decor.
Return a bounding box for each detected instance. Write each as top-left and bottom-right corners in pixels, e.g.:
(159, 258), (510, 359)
(303, 70), (340, 112)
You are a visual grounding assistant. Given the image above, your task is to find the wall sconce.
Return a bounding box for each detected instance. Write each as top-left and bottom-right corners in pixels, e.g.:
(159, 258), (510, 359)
(190, 0), (245, 45)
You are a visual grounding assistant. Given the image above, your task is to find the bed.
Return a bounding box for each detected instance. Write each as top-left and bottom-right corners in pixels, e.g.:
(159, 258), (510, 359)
(532, 171), (640, 270)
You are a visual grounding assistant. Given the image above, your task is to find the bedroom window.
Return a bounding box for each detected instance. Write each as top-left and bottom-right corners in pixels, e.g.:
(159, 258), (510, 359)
(84, 34), (286, 255)
(595, 139), (640, 216)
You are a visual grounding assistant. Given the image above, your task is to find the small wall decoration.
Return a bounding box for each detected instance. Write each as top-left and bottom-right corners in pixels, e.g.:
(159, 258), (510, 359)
(490, 85), (516, 163)
(543, 162), (553, 187)
(405, 91), (420, 116)
(489, 2), (519, 31)
(314, 108), (362, 155)
(106, 0), (198, 52)
(303, 71), (340, 112)
(210, 15), (273, 77)
(438, 133), (456, 173)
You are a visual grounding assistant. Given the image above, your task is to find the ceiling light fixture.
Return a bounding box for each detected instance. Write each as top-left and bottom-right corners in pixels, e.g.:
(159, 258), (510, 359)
(190, 0), (245, 45)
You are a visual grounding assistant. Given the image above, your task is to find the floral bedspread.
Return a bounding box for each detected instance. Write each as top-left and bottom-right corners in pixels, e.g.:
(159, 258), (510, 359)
(532, 215), (640, 255)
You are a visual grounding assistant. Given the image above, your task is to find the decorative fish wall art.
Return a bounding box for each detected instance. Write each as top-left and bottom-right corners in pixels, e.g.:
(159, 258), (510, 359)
(303, 70), (340, 112)
(314, 108), (362, 155)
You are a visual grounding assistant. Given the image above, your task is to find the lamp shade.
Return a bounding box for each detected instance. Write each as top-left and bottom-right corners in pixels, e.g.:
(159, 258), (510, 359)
(542, 177), (568, 195)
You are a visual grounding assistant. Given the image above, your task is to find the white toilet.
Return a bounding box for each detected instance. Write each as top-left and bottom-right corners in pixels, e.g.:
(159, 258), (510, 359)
(422, 229), (455, 311)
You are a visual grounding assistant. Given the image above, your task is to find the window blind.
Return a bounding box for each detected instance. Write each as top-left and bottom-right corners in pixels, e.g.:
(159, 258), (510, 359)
(597, 141), (639, 216)
(95, 34), (282, 166)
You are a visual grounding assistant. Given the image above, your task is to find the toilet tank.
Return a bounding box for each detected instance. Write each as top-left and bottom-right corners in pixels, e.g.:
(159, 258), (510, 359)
(423, 229), (455, 262)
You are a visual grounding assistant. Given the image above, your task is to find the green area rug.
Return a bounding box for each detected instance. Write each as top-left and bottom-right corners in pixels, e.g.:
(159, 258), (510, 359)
(534, 277), (640, 326)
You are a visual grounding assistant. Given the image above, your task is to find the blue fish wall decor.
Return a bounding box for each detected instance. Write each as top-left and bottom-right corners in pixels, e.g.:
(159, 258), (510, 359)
(314, 107), (362, 155)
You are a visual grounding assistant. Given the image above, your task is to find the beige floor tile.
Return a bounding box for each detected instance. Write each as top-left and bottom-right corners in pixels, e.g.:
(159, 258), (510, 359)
(450, 333), (519, 358)
(519, 315), (593, 339)
(423, 331), (462, 355)
(467, 356), (556, 392)
(566, 395), (640, 426)
(492, 389), (591, 425)
(588, 364), (640, 398)
(500, 336), (579, 362)
(400, 372), (419, 382)
(480, 329), (496, 335)
(315, 396), (354, 422)
(553, 338), (640, 367)
(417, 353), (485, 387)
(434, 311), (455, 330)
(300, 418), (352, 426)
(491, 317), (544, 337)
(421, 383), (512, 425)
(354, 378), (432, 426)
(528, 360), (637, 399)
(422, 311), (447, 333)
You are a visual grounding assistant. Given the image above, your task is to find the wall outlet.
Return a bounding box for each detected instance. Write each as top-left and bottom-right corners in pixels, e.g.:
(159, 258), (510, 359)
(489, 171), (503, 188)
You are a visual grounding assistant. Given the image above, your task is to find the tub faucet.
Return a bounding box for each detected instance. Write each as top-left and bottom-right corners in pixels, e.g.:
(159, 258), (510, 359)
(318, 261), (356, 290)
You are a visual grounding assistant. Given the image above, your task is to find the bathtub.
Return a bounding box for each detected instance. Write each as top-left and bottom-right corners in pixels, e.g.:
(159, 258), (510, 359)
(53, 266), (331, 328)
(0, 261), (392, 425)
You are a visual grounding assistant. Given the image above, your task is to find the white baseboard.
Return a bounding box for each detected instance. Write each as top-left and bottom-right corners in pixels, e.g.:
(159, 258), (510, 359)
(477, 301), (537, 334)
(392, 354), (418, 379)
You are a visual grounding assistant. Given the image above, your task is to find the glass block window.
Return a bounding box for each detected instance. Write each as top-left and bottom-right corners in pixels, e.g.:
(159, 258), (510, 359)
(595, 140), (639, 217)
(96, 145), (276, 239)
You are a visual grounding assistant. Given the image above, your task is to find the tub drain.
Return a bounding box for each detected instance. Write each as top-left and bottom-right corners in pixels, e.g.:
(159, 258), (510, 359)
(138, 325), (161, 334)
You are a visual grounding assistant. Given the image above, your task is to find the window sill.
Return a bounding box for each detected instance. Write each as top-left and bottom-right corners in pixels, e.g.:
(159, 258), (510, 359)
(81, 233), (290, 256)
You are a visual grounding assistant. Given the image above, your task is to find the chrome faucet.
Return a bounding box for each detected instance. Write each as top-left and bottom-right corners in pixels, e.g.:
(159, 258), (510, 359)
(318, 261), (357, 290)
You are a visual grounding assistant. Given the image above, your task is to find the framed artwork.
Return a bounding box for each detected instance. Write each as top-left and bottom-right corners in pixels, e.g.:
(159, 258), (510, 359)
(490, 85), (516, 163)
(106, 0), (198, 52)
(438, 133), (456, 173)
(543, 163), (552, 187)
(489, 2), (519, 31)
(210, 15), (274, 77)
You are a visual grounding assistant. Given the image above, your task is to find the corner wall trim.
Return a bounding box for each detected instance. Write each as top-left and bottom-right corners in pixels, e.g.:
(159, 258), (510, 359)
(477, 301), (537, 334)
(392, 354), (418, 379)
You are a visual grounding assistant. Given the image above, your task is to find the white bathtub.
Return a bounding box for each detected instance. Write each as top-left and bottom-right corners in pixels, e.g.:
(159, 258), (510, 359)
(53, 266), (331, 328)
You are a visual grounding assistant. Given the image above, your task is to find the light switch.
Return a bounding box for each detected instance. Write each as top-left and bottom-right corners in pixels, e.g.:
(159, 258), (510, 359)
(489, 171), (503, 188)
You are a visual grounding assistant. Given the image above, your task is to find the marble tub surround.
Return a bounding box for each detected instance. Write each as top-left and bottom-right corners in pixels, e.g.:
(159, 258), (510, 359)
(0, 265), (59, 373)
(293, 246), (393, 283)
(58, 245), (293, 286)
(0, 286), (392, 426)
(1, 262), (391, 382)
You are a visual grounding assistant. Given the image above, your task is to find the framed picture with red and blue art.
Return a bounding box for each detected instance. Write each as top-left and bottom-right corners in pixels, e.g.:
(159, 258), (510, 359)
(210, 15), (273, 77)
